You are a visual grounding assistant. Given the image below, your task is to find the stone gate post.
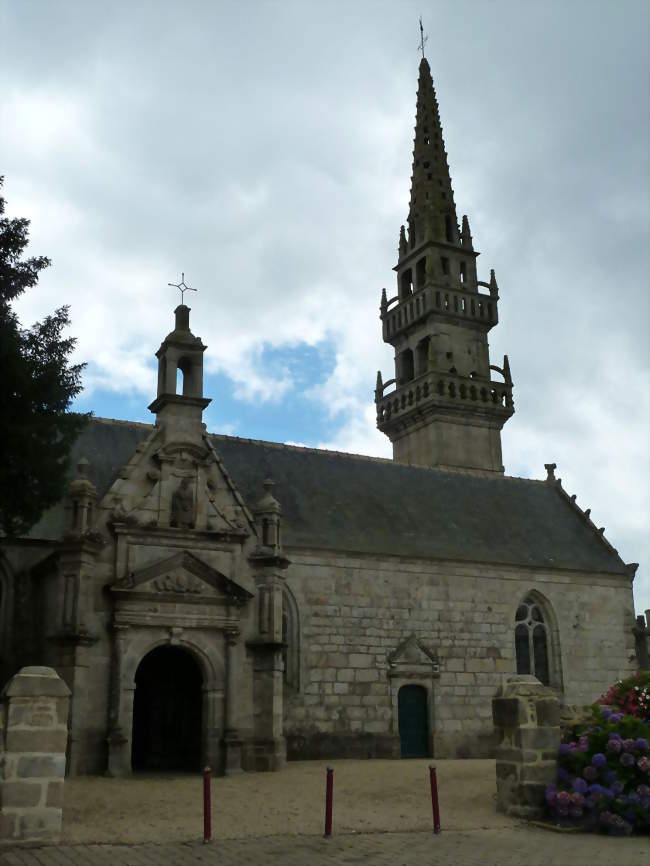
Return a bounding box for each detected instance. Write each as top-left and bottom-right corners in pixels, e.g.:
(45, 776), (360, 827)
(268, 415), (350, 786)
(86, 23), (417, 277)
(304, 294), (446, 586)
(492, 674), (560, 819)
(0, 666), (70, 844)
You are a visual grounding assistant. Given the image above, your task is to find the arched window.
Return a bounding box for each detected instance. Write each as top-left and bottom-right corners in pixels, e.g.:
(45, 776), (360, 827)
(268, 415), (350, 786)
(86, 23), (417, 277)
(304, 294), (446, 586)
(282, 586), (300, 693)
(515, 595), (551, 686)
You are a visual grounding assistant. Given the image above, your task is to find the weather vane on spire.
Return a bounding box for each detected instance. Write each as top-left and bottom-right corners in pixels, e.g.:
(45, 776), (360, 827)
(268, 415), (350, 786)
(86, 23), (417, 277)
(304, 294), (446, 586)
(168, 272), (197, 304)
(418, 16), (428, 60)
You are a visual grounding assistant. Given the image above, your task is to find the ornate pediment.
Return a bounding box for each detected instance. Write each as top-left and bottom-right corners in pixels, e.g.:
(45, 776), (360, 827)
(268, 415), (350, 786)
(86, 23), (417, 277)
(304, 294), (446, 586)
(388, 633), (440, 677)
(101, 427), (252, 537)
(111, 550), (252, 605)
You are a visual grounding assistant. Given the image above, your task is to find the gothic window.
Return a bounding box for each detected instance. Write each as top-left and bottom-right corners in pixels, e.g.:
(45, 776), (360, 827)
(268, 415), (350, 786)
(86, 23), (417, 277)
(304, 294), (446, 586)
(282, 586), (300, 693)
(515, 595), (551, 686)
(400, 269), (413, 299)
(398, 349), (414, 384)
(415, 257), (426, 290)
(416, 337), (430, 376)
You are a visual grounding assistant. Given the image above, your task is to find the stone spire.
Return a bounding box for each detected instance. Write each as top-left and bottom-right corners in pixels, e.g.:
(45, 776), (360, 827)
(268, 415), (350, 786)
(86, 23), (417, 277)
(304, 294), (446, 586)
(406, 58), (459, 254)
(375, 59), (514, 475)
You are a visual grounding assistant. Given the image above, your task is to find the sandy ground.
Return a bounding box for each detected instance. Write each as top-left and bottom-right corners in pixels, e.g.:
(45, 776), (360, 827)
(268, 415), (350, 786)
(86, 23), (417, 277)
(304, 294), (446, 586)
(61, 759), (516, 844)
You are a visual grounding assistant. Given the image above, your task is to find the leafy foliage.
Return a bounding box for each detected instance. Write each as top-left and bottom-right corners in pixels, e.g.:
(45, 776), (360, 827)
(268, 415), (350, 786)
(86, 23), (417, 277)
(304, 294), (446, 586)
(0, 177), (89, 536)
(596, 672), (650, 721)
(546, 688), (650, 835)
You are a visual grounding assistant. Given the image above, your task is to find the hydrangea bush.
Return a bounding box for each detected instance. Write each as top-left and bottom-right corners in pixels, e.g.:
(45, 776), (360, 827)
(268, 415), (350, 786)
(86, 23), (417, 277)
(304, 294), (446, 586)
(546, 673), (650, 836)
(596, 672), (650, 721)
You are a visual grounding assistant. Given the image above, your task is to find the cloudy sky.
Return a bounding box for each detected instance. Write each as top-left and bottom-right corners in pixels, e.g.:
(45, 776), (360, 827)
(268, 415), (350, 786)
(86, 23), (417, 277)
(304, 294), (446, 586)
(2, 0), (649, 614)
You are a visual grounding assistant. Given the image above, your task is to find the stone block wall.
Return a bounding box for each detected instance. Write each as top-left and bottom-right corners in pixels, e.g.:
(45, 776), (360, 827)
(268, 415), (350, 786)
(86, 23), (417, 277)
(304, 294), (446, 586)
(0, 666), (70, 844)
(285, 550), (635, 759)
(492, 674), (561, 818)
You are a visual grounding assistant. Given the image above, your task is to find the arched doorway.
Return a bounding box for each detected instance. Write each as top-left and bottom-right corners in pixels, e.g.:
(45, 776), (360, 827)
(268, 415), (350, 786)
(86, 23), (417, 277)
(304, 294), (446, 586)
(131, 646), (202, 772)
(398, 685), (429, 758)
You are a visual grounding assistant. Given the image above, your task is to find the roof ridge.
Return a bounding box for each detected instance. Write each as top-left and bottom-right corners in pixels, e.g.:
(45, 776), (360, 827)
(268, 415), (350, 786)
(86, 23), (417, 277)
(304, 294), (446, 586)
(89, 419), (545, 485)
(210, 432), (544, 483)
(93, 416), (154, 430)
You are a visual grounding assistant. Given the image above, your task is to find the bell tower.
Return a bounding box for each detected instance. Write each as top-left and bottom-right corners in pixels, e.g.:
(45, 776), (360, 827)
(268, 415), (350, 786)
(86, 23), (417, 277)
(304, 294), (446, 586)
(375, 58), (514, 475)
(148, 304), (211, 445)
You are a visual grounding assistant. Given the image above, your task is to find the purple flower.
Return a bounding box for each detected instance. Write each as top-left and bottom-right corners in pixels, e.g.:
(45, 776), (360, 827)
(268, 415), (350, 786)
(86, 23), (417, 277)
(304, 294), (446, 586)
(635, 737), (648, 752)
(610, 712), (624, 723)
(611, 780), (624, 795)
(637, 784), (650, 798)
(608, 731), (621, 741)
(603, 770), (616, 784)
(591, 753), (607, 768)
(578, 735), (589, 752)
(588, 783), (605, 799)
(638, 756), (650, 773)
(557, 767), (570, 784)
(606, 738), (622, 754)
(569, 792), (584, 807)
(572, 777), (588, 794)
(622, 738), (635, 751)
(545, 784), (557, 807)
(558, 743), (571, 756)
(556, 790), (571, 814)
(620, 752), (635, 768)
(583, 765), (598, 781)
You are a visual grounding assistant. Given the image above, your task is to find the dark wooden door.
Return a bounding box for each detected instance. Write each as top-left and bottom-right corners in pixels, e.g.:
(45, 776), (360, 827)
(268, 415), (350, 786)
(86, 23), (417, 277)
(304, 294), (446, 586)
(398, 685), (429, 758)
(132, 646), (202, 771)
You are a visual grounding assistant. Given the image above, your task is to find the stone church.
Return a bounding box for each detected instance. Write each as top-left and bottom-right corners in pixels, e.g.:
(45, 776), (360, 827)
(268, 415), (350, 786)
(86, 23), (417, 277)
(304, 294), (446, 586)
(1, 59), (638, 775)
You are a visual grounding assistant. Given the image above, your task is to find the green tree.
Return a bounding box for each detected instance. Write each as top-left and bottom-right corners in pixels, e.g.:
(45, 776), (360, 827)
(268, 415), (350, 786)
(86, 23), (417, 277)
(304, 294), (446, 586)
(0, 177), (88, 536)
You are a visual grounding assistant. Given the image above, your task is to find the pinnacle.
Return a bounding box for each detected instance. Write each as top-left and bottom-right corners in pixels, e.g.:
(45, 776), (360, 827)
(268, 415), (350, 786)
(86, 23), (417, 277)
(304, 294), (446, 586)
(404, 57), (459, 253)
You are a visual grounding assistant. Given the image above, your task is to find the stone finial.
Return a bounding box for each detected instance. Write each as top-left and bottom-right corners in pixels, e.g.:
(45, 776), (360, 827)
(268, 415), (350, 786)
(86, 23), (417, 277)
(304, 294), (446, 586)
(375, 370), (383, 399)
(544, 463), (557, 482)
(461, 214), (473, 249)
(399, 224), (407, 257)
(489, 268), (499, 298)
(380, 287), (388, 315)
(503, 355), (512, 386)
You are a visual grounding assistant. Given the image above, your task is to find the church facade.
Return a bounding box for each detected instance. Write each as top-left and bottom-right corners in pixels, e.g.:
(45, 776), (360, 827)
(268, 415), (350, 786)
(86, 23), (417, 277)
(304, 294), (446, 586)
(0, 59), (638, 775)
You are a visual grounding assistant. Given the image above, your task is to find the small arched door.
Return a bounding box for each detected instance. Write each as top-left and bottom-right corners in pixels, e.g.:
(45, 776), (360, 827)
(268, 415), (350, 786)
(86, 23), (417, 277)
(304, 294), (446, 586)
(131, 646), (202, 772)
(398, 685), (429, 758)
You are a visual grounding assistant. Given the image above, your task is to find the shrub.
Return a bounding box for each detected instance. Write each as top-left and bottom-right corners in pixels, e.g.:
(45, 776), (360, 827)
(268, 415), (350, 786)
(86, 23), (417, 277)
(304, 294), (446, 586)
(546, 704), (649, 835)
(596, 672), (650, 721)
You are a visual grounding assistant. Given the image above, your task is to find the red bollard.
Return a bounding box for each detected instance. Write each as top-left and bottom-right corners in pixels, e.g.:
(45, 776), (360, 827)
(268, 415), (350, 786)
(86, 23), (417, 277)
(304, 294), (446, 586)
(429, 764), (441, 834)
(324, 766), (334, 837)
(203, 765), (212, 843)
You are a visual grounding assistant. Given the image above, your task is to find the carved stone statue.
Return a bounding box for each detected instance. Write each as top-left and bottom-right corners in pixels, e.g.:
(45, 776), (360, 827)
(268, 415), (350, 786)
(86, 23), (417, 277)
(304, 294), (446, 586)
(170, 477), (195, 529)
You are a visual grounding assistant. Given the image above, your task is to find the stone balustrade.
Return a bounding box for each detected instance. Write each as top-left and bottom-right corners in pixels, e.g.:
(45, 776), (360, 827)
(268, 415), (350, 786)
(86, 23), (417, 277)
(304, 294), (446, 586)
(382, 284), (497, 339)
(376, 369), (513, 429)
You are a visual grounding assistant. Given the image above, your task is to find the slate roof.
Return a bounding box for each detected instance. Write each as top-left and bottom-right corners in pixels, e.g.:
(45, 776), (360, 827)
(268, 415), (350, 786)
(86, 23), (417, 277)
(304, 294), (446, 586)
(28, 418), (629, 576)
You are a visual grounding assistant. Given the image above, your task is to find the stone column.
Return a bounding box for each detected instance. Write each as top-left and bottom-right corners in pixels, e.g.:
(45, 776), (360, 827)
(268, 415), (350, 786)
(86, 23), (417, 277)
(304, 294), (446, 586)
(106, 625), (131, 777)
(0, 667), (70, 844)
(222, 628), (243, 775)
(492, 674), (561, 819)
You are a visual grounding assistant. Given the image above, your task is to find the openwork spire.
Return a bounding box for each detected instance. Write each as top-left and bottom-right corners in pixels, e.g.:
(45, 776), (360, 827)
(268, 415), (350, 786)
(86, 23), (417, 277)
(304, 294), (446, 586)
(406, 58), (459, 254)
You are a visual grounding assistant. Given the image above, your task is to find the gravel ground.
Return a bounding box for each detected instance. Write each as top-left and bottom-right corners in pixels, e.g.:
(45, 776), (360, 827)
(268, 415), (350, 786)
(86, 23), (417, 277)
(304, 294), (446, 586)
(61, 759), (515, 844)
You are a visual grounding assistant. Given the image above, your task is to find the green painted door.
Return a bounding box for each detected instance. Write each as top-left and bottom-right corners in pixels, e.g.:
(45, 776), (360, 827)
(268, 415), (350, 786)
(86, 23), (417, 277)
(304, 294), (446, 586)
(398, 685), (429, 758)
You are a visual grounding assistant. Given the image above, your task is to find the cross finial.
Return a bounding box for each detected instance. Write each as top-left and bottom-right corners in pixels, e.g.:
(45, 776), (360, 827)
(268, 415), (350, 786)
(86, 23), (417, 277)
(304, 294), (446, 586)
(168, 272), (197, 304)
(418, 16), (428, 60)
